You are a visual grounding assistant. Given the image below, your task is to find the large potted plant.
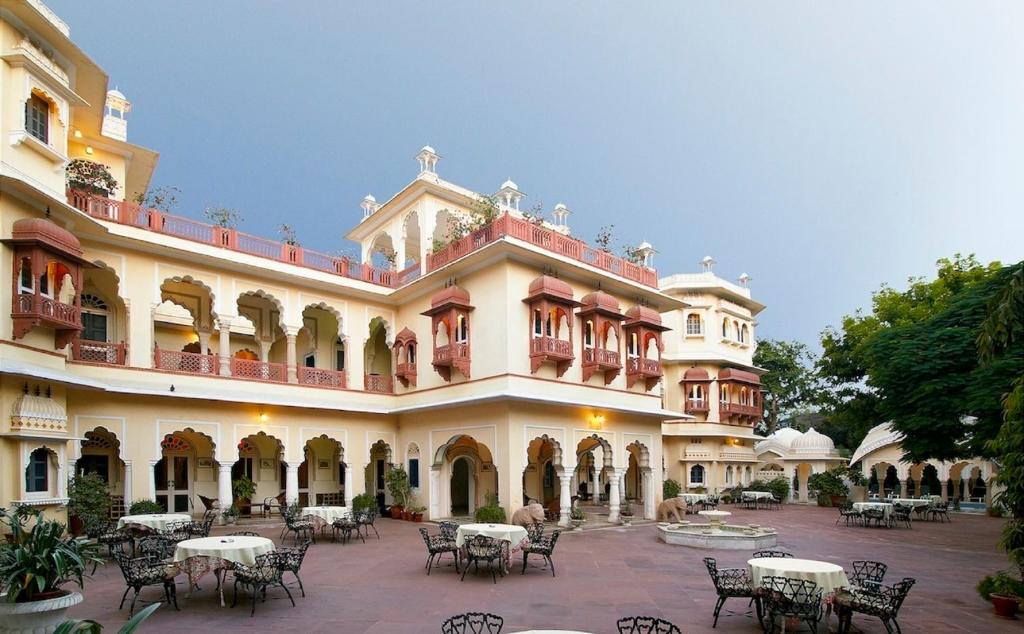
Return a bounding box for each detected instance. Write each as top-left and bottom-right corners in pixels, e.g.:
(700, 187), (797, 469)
(65, 159), (118, 197)
(232, 476), (256, 518)
(978, 571), (1024, 618)
(569, 506), (586, 531)
(385, 466), (410, 519)
(67, 473), (110, 537)
(809, 469), (850, 507)
(0, 506), (102, 633)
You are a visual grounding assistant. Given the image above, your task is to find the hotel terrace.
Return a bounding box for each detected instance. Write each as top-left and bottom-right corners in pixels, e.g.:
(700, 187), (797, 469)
(0, 0), (770, 526)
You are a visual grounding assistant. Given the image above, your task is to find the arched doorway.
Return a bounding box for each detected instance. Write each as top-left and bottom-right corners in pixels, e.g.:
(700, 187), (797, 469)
(154, 429), (217, 515)
(626, 441), (653, 520)
(232, 432), (284, 515)
(451, 457), (473, 516)
(366, 440), (392, 512)
(77, 427), (127, 517)
(431, 435), (497, 519)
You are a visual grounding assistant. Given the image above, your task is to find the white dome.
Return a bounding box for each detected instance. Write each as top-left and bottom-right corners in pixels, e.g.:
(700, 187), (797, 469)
(769, 427), (802, 448)
(363, 194), (376, 203)
(501, 179), (519, 191)
(420, 145), (436, 154)
(791, 427), (836, 453)
(107, 88), (126, 100)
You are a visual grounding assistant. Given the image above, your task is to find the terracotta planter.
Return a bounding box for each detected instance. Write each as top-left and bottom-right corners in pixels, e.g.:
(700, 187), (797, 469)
(390, 505), (404, 519)
(402, 511), (412, 521)
(413, 513), (423, 522)
(69, 515), (85, 536)
(991, 594), (1020, 619)
(0, 590), (82, 634)
(830, 495), (847, 507)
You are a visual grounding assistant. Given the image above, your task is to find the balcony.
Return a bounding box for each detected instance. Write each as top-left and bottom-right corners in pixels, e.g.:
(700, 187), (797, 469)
(298, 367), (347, 389)
(72, 339), (126, 365)
(13, 293), (80, 332)
(426, 213), (658, 288)
(684, 398), (710, 414)
(68, 190), (397, 288)
(583, 347), (620, 368)
(231, 358), (288, 383)
(154, 349), (219, 375)
(626, 356), (662, 390)
(364, 374), (393, 394)
(395, 361), (417, 388)
(434, 342), (469, 365)
(720, 401), (762, 424)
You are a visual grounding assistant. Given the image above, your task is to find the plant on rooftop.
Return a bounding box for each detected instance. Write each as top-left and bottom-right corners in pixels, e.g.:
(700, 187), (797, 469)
(203, 205), (242, 229)
(278, 223), (299, 246)
(66, 159), (118, 196)
(133, 185), (180, 212)
(594, 224), (614, 252)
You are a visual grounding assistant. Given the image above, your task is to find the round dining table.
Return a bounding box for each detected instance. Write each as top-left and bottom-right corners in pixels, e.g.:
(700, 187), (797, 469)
(853, 502), (893, 520)
(173, 535), (275, 606)
(117, 513), (191, 532)
(455, 523), (529, 575)
(301, 505), (350, 529)
(748, 557), (850, 595)
(678, 493), (707, 505)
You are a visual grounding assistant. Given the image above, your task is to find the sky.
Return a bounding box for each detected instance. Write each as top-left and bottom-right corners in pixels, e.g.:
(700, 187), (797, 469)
(48, 1), (1024, 350)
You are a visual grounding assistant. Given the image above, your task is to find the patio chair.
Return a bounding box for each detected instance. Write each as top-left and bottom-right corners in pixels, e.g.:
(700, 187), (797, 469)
(767, 495), (782, 510)
(850, 560), (888, 592)
(439, 520), (460, 543)
(440, 612), (504, 634)
(861, 508), (887, 528)
(198, 494), (220, 515)
(94, 521), (132, 555)
(460, 534), (504, 584)
(419, 526), (459, 575)
(262, 492), (287, 518)
(228, 531), (261, 537)
(356, 507), (380, 539)
(927, 501), (951, 523)
(701, 495), (720, 511)
(278, 539), (311, 597)
(759, 575), (823, 634)
(525, 521), (545, 543)
(616, 616), (682, 634)
(521, 529), (561, 577)
(332, 515), (363, 544)
(752, 550), (793, 559)
(231, 551), (296, 616)
(160, 521), (192, 543)
(836, 577), (916, 634)
(280, 513), (316, 545)
(187, 516), (214, 538)
(137, 535), (176, 562)
(890, 504), (913, 529)
(703, 557), (759, 628)
(112, 550), (179, 617)
(835, 501), (861, 526)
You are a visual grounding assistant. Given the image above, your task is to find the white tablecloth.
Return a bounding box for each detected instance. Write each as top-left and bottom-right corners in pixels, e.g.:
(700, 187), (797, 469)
(743, 491), (774, 500)
(455, 523), (529, 548)
(173, 536), (274, 567)
(117, 513), (191, 531)
(749, 557), (850, 595)
(853, 502), (893, 519)
(679, 493), (707, 504)
(889, 498), (932, 508)
(301, 506), (351, 524)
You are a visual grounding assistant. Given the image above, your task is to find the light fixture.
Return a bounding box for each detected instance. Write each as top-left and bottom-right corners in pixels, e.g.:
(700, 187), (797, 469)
(258, 410), (269, 423)
(85, 146), (94, 155)
(589, 413), (605, 430)
(73, 130), (83, 139)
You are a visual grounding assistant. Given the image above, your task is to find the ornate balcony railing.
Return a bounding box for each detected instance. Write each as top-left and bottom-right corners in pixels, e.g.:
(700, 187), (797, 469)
(433, 342), (469, 364)
(720, 402), (762, 418)
(530, 336), (572, 358)
(297, 366), (347, 389)
(582, 347), (621, 367)
(68, 189), (397, 288)
(684, 398), (709, 413)
(364, 374), (393, 394)
(230, 358), (287, 382)
(154, 348), (219, 375)
(72, 339), (127, 365)
(13, 293), (79, 329)
(426, 213), (658, 288)
(626, 357), (662, 376)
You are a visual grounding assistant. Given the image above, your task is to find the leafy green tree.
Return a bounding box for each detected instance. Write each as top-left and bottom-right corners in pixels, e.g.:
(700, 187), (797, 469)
(753, 339), (820, 434)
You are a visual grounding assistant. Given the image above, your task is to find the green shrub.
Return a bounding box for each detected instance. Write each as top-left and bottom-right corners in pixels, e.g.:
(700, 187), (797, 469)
(68, 472), (111, 533)
(808, 469), (850, 498)
(232, 476), (256, 500)
(128, 499), (164, 514)
(978, 571), (1024, 600)
(385, 465), (411, 508)
(352, 493), (376, 511)
(748, 477), (790, 501)
(816, 493), (833, 507)
(474, 491), (506, 523)
(663, 479), (682, 499)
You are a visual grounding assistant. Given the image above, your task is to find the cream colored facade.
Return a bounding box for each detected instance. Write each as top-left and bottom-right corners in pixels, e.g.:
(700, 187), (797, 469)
(0, 1), (690, 525)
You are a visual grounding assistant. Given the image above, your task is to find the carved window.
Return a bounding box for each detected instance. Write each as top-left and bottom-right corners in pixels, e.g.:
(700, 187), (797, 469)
(689, 464), (705, 484)
(455, 315), (468, 343)
(161, 434), (191, 453)
(26, 448), (49, 493)
(722, 318), (729, 338)
(584, 320), (594, 348)
(686, 313), (702, 335)
(18, 258), (33, 293)
(26, 94), (49, 143)
(719, 385), (728, 403)
(407, 343), (416, 364)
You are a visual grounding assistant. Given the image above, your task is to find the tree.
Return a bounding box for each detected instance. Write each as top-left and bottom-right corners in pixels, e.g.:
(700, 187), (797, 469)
(753, 339), (820, 434)
(134, 185), (180, 212)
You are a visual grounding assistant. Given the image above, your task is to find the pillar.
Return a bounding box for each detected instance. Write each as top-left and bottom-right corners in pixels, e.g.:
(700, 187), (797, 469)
(285, 463), (299, 505)
(285, 326), (300, 383)
(148, 459), (159, 501)
(217, 464), (233, 512)
(558, 474), (571, 527)
(429, 467), (442, 519)
(197, 329), (211, 355)
(344, 464), (354, 508)
(217, 316), (233, 376)
(798, 468), (810, 503)
(898, 479), (907, 498)
(608, 469), (622, 523)
(124, 461), (133, 506)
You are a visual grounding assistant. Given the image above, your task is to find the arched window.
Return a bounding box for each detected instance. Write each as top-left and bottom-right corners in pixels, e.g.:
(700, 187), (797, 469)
(719, 385), (728, 403)
(407, 343), (416, 365)
(407, 444), (420, 489)
(584, 320), (594, 348)
(628, 332), (639, 357)
(732, 321), (740, 341)
(686, 313), (702, 335)
(722, 318), (729, 338)
(740, 387), (749, 405)
(533, 309), (543, 337)
(456, 315), (468, 343)
(690, 464), (705, 485)
(690, 384), (704, 400)
(335, 338), (346, 371)
(81, 293), (109, 342)
(725, 466), (734, 484)
(18, 258), (33, 293)
(741, 324), (749, 343)
(545, 309), (554, 337)
(26, 448), (49, 493)
(26, 93), (50, 143)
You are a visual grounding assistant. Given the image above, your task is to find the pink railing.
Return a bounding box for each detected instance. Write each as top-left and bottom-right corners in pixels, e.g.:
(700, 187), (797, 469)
(626, 357), (662, 375)
(230, 357), (288, 382)
(154, 348), (219, 375)
(298, 366), (347, 389)
(433, 342), (469, 363)
(395, 361), (416, 376)
(721, 402), (762, 418)
(72, 339), (127, 365)
(685, 398), (709, 413)
(68, 190), (398, 288)
(13, 293), (79, 328)
(583, 347), (620, 367)
(530, 336), (572, 358)
(426, 213), (658, 288)
(364, 374), (393, 393)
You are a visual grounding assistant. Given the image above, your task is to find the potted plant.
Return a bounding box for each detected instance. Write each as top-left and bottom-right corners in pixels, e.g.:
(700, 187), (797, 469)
(409, 502), (426, 522)
(663, 478), (682, 500)
(67, 472), (111, 537)
(55, 602), (160, 634)
(127, 499), (163, 515)
(570, 506), (586, 531)
(351, 492), (375, 513)
(620, 501), (634, 526)
(232, 476), (256, 517)
(0, 506), (103, 633)
(474, 492), (507, 523)
(385, 466), (410, 519)
(222, 505), (240, 525)
(978, 571), (1024, 618)
(65, 159), (118, 197)
(809, 469), (850, 507)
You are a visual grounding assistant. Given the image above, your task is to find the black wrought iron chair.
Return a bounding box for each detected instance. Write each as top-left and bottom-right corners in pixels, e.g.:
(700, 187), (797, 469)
(419, 526), (459, 575)
(850, 560), (888, 592)
(767, 495), (782, 510)
(112, 550), (179, 617)
(439, 520), (460, 543)
(861, 508), (887, 528)
(160, 521), (192, 544)
(231, 551), (296, 616)
(836, 577), (916, 634)
(927, 501), (951, 522)
(521, 528), (561, 577)
(95, 521), (132, 555)
(703, 557), (758, 628)
(752, 550), (793, 559)
(278, 539), (311, 597)
(616, 616), (682, 633)
(228, 531), (261, 537)
(357, 507), (380, 539)
(280, 513), (316, 544)
(137, 535), (176, 562)
(525, 521), (545, 543)
(890, 504), (913, 529)
(460, 534), (504, 584)
(187, 516), (214, 538)
(835, 501), (861, 526)
(701, 495), (720, 511)
(759, 575), (823, 634)
(332, 515), (363, 544)
(440, 612), (504, 634)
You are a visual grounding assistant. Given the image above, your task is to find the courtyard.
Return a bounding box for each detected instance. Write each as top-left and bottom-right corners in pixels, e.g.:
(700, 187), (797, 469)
(65, 505), (1015, 633)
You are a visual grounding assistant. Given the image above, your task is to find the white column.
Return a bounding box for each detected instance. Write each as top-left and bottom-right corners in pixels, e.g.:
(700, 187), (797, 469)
(344, 464), (354, 507)
(148, 460), (159, 501)
(217, 317), (233, 376)
(608, 469), (622, 523)
(898, 479), (908, 498)
(217, 464), (233, 512)
(124, 461), (133, 506)
(197, 329), (211, 355)
(429, 467), (442, 519)
(285, 463), (300, 505)
(558, 474), (571, 527)
(285, 326), (300, 383)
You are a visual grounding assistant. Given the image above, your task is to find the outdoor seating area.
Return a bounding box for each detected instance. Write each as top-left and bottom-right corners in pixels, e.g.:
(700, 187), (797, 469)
(839, 497), (955, 529)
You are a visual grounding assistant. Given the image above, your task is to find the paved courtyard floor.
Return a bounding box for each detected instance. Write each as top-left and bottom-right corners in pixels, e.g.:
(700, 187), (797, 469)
(67, 505), (1018, 633)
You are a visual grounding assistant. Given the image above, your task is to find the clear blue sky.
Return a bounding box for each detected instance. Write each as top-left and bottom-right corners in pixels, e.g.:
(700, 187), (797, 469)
(49, 1), (1023, 350)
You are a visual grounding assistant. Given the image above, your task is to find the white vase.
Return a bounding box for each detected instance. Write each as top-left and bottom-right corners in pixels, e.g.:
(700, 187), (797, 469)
(0, 591), (83, 634)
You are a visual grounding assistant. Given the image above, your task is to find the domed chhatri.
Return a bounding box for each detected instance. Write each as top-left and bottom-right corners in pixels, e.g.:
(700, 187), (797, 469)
(11, 217), (82, 257)
(580, 290), (621, 314)
(526, 274), (575, 303)
(791, 427), (835, 453)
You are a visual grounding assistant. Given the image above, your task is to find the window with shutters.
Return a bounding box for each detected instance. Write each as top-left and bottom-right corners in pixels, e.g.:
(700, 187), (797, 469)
(26, 448), (49, 493)
(26, 94), (49, 143)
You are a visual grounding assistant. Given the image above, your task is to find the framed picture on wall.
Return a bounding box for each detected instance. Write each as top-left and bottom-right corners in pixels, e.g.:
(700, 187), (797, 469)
(260, 459), (273, 469)
(318, 459), (329, 469)
(197, 458), (213, 468)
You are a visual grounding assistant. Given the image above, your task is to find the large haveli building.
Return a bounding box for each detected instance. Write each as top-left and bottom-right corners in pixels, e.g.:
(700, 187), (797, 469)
(0, 0), (770, 525)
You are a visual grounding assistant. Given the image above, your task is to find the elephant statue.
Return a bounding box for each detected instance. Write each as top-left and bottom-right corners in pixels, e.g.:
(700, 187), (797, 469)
(511, 501), (546, 527)
(657, 497), (688, 522)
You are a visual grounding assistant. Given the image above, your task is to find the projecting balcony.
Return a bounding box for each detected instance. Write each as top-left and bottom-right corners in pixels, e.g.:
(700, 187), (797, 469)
(395, 361), (417, 387)
(72, 339), (126, 365)
(433, 342), (469, 365)
(13, 293), (80, 332)
(581, 347), (621, 384)
(298, 367), (348, 389)
(231, 358), (288, 383)
(626, 356), (662, 390)
(684, 398), (710, 414)
(364, 374), (393, 394)
(154, 348), (219, 375)
(720, 401), (762, 424)
(529, 335), (574, 376)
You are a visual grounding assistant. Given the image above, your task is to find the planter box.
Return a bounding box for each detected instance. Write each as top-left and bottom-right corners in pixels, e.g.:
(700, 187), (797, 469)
(0, 591), (83, 634)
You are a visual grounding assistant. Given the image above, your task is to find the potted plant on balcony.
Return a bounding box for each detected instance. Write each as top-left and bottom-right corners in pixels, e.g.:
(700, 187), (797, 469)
(67, 472), (111, 537)
(569, 506), (586, 531)
(66, 159), (118, 197)
(232, 476), (256, 518)
(385, 466), (410, 520)
(978, 570), (1024, 618)
(0, 506), (102, 633)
